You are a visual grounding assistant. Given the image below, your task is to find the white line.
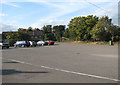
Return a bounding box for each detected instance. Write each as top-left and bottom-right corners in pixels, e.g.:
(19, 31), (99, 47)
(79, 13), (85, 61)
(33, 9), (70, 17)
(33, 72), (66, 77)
(41, 66), (119, 82)
(3, 58), (120, 82)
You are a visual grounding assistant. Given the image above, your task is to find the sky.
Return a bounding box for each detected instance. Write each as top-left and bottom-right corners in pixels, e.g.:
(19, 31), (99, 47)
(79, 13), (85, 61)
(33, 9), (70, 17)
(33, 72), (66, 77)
(0, 0), (119, 33)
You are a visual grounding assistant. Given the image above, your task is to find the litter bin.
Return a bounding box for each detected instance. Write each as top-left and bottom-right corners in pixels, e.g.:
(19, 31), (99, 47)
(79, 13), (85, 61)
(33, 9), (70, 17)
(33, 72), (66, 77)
(109, 40), (113, 46)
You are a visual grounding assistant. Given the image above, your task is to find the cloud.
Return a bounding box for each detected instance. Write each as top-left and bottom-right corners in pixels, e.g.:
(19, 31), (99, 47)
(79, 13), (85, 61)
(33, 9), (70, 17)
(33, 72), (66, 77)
(32, 19), (69, 29)
(1, 0), (119, 2)
(1, 0), (119, 33)
(31, 1), (118, 28)
(31, 1), (88, 28)
(31, 1), (119, 29)
(93, 2), (118, 25)
(4, 3), (20, 7)
(0, 13), (7, 16)
(0, 23), (18, 33)
(1, 0), (20, 7)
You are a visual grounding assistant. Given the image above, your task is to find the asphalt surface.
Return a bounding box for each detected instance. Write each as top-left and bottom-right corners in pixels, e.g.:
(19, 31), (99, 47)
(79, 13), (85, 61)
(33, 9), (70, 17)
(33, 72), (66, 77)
(1, 43), (118, 83)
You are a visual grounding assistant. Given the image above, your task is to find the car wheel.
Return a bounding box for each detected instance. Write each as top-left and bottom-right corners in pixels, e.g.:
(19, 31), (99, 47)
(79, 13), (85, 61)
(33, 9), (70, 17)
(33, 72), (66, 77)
(7, 46), (9, 48)
(14, 45), (17, 48)
(21, 45), (25, 47)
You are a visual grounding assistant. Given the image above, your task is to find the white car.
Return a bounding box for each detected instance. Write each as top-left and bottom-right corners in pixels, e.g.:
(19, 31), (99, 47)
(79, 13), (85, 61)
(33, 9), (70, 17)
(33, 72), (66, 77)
(37, 41), (48, 46)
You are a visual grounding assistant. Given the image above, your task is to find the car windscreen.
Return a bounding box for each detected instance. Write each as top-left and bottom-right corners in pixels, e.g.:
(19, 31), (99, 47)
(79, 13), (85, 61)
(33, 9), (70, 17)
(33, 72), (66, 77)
(49, 40), (53, 42)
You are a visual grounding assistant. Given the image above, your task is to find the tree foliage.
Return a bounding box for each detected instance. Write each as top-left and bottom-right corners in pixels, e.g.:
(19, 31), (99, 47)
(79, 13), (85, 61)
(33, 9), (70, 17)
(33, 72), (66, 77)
(64, 15), (120, 42)
(68, 15), (98, 41)
(5, 32), (31, 46)
(27, 27), (33, 31)
(3, 15), (120, 44)
(53, 25), (65, 41)
(42, 25), (54, 40)
(90, 16), (119, 41)
(64, 28), (69, 38)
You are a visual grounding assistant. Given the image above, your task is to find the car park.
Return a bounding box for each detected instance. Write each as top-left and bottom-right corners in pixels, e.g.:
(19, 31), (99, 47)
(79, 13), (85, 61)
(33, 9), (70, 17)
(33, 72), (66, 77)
(37, 41), (48, 46)
(29, 41), (37, 47)
(0, 40), (9, 49)
(46, 40), (55, 45)
(14, 41), (30, 47)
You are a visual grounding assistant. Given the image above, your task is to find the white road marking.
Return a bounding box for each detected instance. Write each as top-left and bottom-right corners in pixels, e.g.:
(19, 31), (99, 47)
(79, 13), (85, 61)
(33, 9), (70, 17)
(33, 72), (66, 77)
(91, 54), (118, 58)
(2, 58), (120, 82)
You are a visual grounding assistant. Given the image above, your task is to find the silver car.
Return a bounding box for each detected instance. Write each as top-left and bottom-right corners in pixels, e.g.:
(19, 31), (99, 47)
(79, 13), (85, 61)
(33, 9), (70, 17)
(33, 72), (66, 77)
(0, 40), (9, 49)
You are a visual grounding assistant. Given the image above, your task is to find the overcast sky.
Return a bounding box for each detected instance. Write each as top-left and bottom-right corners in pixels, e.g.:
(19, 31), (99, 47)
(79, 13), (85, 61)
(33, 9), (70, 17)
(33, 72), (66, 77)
(0, 0), (119, 33)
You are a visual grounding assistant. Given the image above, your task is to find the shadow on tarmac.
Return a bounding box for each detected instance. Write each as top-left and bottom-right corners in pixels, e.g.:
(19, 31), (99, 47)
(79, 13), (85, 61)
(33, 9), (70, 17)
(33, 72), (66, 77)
(3, 61), (19, 63)
(1, 69), (49, 75)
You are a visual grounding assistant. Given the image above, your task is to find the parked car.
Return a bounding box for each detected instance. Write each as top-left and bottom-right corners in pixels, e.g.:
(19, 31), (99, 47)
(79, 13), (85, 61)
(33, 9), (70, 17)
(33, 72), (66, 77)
(29, 41), (37, 47)
(0, 40), (9, 49)
(46, 40), (55, 45)
(14, 41), (30, 47)
(37, 41), (48, 46)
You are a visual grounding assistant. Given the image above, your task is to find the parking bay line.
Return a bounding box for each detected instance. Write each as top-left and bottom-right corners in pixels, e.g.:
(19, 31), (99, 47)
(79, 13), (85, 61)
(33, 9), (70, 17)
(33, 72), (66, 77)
(3, 58), (119, 82)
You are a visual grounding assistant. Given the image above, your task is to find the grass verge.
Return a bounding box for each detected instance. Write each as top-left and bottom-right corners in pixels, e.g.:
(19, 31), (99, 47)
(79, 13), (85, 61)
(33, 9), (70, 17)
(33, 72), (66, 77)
(60, 40), (119, 46)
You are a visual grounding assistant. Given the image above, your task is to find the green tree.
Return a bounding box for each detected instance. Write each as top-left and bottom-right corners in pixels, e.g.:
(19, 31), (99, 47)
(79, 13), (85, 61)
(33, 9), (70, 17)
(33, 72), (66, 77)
(42, 25), (55, 40)
(5, 32), (31, 46)
(107, 24), (120, 41)
(91, 16), (112, 41)
(42, 25), (52, 33)
(53, 25), (65, 41)
(64, 28), (69, 38)
(44, 34), (48, 40)
(68, 15), (98, 41)
(34, 28), (40, 31)
(5, 32), (19, 46)
(27, 27), (33, 31)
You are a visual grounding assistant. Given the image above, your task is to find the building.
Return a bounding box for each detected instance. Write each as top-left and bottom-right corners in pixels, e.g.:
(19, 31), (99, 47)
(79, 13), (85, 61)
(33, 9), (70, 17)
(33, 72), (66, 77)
(119, 1), (120, 27)
(0, 34), (2, 41)
(24, 30), (44, 41)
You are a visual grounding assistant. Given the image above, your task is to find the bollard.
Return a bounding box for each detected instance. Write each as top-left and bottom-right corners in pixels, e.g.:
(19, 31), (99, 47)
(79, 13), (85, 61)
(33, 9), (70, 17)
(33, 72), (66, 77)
(109, 40), (111, 46)
(109, 40), (113, 46)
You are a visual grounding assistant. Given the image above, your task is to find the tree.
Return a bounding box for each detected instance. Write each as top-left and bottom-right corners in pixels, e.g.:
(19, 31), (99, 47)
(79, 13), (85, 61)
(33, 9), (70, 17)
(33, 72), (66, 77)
(91, 16), (112, 41)
(42, 25), (55, 40)
(42, 25), (52, 34)
(34, 28), (40, 31)
(64, 28), (69, 38)
(5, 32), (31, 46)
(68, 15), (98, 41)
(107, 24), (120, 41)
(17, 32), (31, 41)
(44, 34), (48, 40)
(53, 25), (65, 41)
(18, 28), (27, 32)
(27, 27), (33, 31)
(5, 32), (19, 46)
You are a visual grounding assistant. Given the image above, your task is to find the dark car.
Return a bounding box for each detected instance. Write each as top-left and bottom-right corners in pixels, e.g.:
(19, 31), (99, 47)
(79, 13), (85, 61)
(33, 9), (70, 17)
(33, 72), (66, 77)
(14, 41), (30, 47)
(0, 40), (9, 49)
